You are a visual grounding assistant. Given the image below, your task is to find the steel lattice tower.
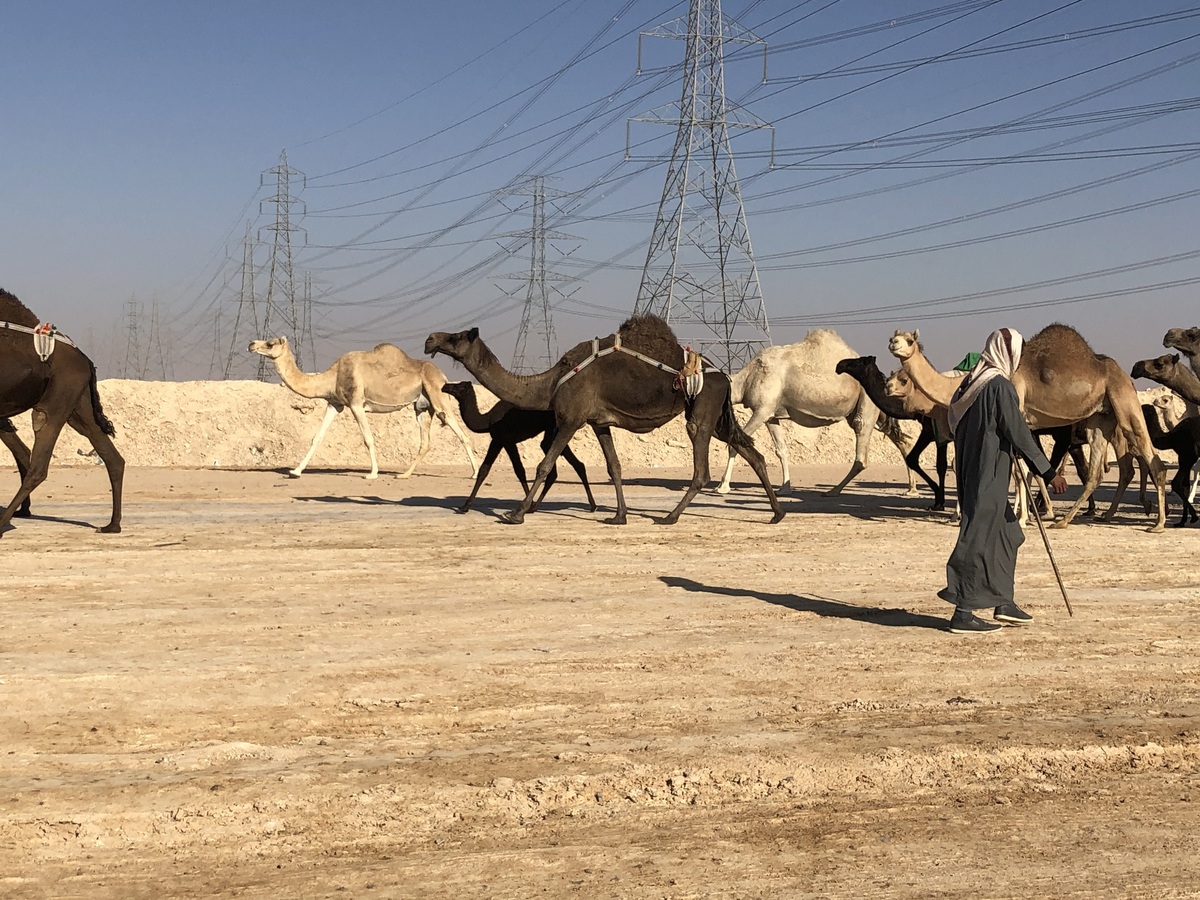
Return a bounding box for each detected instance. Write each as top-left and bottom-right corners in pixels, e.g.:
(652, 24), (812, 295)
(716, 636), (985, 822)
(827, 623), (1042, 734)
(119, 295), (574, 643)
(258, 149), (309, 378)
(223, 222), (259, 379)
(499, 176), (577, 374)
(631, 0), (772, 373)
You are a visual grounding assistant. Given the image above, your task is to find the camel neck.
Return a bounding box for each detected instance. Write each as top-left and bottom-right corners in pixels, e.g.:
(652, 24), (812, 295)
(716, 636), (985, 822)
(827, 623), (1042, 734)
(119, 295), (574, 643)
(271, 350), (335, 398)
(461, 345), (557, 411)
(902, 351), (958, 407)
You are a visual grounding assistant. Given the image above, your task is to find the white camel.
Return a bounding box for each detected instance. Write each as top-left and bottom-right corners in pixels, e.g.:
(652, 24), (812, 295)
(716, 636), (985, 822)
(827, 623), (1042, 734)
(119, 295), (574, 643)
(248, 336), (479, 480)
(717, 329), (916, 496)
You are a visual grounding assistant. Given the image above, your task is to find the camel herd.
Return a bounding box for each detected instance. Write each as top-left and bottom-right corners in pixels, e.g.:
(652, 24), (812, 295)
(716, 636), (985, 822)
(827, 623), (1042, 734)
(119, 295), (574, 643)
(2, 282), (1199, 537)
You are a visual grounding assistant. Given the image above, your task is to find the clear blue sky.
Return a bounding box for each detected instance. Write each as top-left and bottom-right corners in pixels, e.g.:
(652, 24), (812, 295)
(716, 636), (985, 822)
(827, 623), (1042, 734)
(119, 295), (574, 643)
(3, 1), (1198, 382)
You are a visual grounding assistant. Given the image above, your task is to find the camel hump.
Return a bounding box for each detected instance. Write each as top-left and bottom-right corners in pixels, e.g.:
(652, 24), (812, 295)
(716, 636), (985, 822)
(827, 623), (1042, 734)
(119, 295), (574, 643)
(616, 314), (683, 367)
(0, 288), (40, 328)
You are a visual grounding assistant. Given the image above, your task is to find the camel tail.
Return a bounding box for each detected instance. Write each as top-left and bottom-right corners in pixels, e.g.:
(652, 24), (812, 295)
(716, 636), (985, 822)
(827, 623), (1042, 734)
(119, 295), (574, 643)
(87, 359), (117, 437)
(714, 378), (762, 460)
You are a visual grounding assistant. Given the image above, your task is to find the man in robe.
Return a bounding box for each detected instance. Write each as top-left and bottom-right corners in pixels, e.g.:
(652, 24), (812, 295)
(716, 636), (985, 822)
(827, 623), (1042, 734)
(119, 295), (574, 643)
(937, 328), (1067, 634)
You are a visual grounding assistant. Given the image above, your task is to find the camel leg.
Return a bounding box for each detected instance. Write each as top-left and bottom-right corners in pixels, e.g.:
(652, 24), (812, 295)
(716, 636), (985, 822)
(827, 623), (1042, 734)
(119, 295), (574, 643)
(67, 407), (125, 534)
(560, 444), (597, 512)
(506, 443), (531, 495)
(658, 419), (715, 525)
(826, 403), (872, 497)
(347, 404), (381, 479)
(591, 425), (627, 525)
(716, 409), (778, 494)
(1189, 466), (1199, 505)
(502, 423), (582, 525)
(0, 426), (33, 517)
(456, 439), (505, 514)
(291, 403), (341, 478)
(0, 410), (69, 535)
(1100, 455), (1135, 523)
(903, 421), (941, 508)
(425, 389), (480, 478)
(1050, 417), (1111, 530)
(530, 436), (557, 513)
(764, 420), (791, 494)
(397, 405), (433, 479)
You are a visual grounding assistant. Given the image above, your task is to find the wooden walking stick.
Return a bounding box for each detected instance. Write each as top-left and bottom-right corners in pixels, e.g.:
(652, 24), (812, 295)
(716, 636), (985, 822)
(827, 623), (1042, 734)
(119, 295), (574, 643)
(1023, 474), (1073, 617)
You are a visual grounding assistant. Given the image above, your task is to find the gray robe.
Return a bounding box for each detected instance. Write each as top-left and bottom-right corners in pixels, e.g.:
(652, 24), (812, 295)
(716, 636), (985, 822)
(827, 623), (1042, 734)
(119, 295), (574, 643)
(938, 377), (1053, 611)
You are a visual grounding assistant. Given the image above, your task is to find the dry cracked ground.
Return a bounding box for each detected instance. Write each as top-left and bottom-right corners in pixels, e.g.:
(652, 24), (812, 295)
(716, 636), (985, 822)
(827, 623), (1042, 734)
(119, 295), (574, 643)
(0, 462), (1197, 899)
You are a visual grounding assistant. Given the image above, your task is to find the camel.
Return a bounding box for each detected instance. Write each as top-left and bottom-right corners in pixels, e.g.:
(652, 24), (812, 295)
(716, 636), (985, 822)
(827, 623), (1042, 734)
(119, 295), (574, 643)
(1141, 404), (1200, 527)
(884, 365), (1095, 520)
(440, 381), (597, 515)
(716, 330), (917, 497)
(425, 314), (783, 525)
(835, 356), (948, 510)
(248, 336), (479, 480)
(0, 288), (124, 535)
(1131, 353), (1200, 405)
(888, 325), (1166, 532)
(1164, 327), (1200, 373)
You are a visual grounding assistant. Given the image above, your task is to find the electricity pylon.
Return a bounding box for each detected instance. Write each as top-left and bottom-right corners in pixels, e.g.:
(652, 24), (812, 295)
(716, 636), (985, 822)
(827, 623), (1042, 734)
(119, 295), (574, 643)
(630, 0), (773, 373)
(258, 149), (309, 376)
(497, 176), (578, 374)
(223, 221), (260, 379)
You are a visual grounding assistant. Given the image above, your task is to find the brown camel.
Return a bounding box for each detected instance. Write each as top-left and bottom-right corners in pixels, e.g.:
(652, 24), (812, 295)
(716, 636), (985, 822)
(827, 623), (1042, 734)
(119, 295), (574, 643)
(1131, 353), (1200, 406)
(0, 288), (124, 535)
(425, 314), (783, 526)
(888, 325), (1166, 532)
(1141, 404), (1200, 527)
(248, 336), (478, 480)
(1163, 327), (1200, 373)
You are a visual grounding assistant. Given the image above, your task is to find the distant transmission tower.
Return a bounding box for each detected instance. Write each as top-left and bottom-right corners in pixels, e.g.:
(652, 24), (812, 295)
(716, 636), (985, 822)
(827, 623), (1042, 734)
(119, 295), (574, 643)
(122, 295), (143, 379)
(224, 221), (260, 379)
(630, 0), (773, 373)
(259, 149), (309, 377)
(498, 176), (578, 374)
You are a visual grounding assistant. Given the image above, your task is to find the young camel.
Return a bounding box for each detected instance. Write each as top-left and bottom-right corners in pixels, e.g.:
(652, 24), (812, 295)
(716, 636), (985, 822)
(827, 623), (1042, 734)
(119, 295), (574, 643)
(888, 326), (1166, 531)
(834, 356), (948, 510)
(426, 314), (783, 526)
(717, 331), (917, 497)
(249, 336), (478, 480)
(1141, 404), (1200, 527)
(440, 381), (597, 515)
(1132, 353), (1200, 503)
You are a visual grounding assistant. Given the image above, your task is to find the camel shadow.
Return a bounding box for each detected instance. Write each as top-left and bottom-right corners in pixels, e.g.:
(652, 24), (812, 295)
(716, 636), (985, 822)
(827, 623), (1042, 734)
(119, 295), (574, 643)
(296, 494), (411, 507)
(659, 575), (948, 630)
(1, 513), (103, 533)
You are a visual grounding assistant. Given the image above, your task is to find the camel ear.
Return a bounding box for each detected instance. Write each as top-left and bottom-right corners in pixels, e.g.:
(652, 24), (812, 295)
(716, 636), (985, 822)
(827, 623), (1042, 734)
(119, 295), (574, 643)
(467, 327), (479, 341)
(911, 329), (919, 342)
(1173, 353), (1180, 363)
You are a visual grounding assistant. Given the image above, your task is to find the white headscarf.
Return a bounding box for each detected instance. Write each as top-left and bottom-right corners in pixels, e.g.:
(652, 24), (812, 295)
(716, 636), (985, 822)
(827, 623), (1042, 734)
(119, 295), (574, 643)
(947, 327), (1023, 435)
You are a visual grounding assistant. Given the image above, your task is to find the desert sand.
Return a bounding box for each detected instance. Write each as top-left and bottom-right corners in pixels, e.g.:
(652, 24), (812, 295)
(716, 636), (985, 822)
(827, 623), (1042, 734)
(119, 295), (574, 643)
(0, 380), (1197, 898)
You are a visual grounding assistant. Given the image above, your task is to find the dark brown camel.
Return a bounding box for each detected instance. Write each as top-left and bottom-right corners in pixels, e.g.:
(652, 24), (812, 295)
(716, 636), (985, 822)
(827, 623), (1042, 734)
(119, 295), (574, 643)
(834, 356), (948, 510)
(0, 288), (124, 534)
(441, 381), (597, 515)
(1141, 404), (1200, 527)
(425, 314), (783, 525)
(1164, 327), (1200, 373)
(1132, 354), (1200, 405)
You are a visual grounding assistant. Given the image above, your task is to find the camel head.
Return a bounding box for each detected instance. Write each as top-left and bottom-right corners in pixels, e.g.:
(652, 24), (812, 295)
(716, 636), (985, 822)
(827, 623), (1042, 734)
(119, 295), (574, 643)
(887, 329), (919, 361)
(834, 355), (873, 377)
(425, 328), (480, 362)
(440, 380), (474, 400)
(248, 336), (289, 359)
(884, 369), (917, 400)
(1164, 326), (1200, 354)
(1131, 353), (1180, 383)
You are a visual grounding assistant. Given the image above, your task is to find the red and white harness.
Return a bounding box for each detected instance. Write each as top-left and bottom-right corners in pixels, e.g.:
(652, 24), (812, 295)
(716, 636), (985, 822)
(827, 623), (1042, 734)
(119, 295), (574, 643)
(0, 321), (75, 361)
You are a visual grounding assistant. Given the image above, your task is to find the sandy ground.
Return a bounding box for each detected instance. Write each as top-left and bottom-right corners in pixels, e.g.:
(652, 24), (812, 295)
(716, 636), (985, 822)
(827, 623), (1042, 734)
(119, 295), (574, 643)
(0, 461), (1198, 899)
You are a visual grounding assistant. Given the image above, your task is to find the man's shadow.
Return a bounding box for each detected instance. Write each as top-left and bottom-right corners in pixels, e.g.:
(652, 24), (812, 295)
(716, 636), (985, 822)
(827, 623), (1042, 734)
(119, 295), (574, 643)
(659, 575), (947, 630)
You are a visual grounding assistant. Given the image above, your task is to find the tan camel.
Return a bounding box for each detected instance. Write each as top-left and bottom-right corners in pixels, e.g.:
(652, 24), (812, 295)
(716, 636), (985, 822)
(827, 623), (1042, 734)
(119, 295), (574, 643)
(248, 336), (478, 480)
(1164, 327), (1200, 373)
(888, 326), (1167, 532)
(1132, 353), (1200, 405)
(716, 330), (918, 497)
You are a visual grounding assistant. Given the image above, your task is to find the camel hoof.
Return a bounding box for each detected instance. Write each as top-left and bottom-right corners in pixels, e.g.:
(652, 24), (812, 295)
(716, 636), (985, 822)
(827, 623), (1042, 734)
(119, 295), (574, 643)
(823, 488), (843, 497)
(654, 515), (680, 525)
(287, 471), (302, 479)
(769, 511), (785, 524)
(98, 523), (122, 534)
(364, 473), (379, 480)
(1048, 519), (1070, 530)
(714, 483), (732, 495)
(1147, 524), (1165, 533)
(603, 515), (627, 526)
(903, 489), (919, 498)
(454, 506), (470, 515)
(500, 511), (526, 525)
